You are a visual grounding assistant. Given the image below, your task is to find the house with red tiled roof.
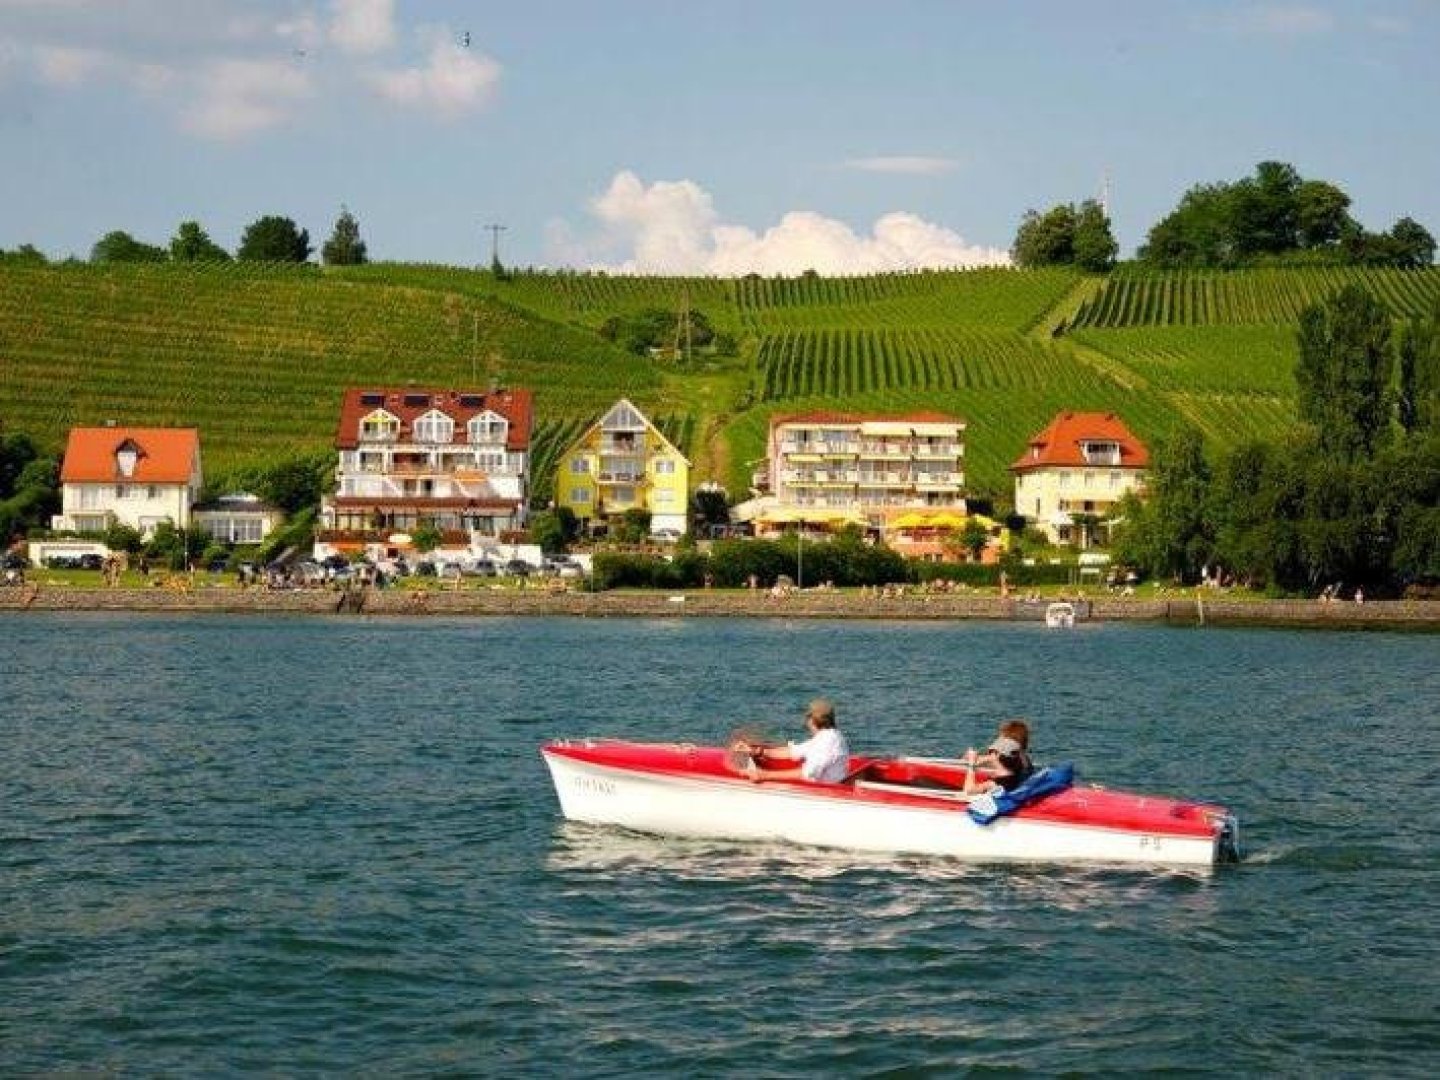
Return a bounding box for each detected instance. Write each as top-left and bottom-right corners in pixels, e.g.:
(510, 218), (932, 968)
(751, 411), (967, 544)
(53, 426), (202, 536)
(318, 386), (534, 550)
(1011, 411), (1149, 546)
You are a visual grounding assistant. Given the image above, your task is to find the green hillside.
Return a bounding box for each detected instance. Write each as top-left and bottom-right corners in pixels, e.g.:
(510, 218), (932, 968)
(5, 259), (1420, 501)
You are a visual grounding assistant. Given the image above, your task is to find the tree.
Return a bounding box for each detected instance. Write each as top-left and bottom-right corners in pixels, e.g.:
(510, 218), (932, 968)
(1397, 305), (1440, 434)
(1112, 426), (1212, 583)
(529, 507), (578, 553)
(1295, 180), (1354, 249)
(237, 215), (312, 262)
(90, 230), (168, 263)
(1229, 160), (1301, 256)
(1011, 204), (1076, 267)
(1388, 217), (1436, 268)
(412, 521), (442, 553)
(1138, 182), (1237, 267)
(689, 487), (730, 533)
(321, 206), (368, 266)
(1296, 285), (1393, 461)
(170, 221), (230, 262)
(1012, 200), (1116, 271)
(1071, 201), (1119, 272)
(0, 243), (48, 265)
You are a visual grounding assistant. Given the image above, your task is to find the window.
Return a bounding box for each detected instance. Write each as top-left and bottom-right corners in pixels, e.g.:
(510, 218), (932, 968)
(570, 488), (591, 504)
(653, 490), (675, 506)
(1059, 471), (1071, 488)
(147, 486), (159, 500)
(414, 410), (454, 444)
(654, 458), (675, 475)
(468, 411), (508, 444)
(361, 410), (400, 442)
(570, 458), (590, 474)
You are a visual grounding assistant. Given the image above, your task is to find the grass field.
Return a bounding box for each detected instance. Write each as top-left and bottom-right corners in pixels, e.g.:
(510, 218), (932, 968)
(0, 260), (1364, 499)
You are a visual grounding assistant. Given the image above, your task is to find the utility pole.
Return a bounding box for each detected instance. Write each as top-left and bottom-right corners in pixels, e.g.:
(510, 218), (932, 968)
(483, 223), (507, 271)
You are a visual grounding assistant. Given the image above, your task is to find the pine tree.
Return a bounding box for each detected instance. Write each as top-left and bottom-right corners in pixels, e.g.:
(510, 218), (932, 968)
(322, 206), (368, 266)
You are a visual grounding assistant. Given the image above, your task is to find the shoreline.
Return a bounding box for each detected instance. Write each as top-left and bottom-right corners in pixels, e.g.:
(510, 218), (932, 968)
(3, 585), (1438, 630)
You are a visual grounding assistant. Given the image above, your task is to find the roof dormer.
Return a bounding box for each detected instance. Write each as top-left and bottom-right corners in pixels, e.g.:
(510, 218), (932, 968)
(115, 438), (143, 478)
(414, 408), (456, 445)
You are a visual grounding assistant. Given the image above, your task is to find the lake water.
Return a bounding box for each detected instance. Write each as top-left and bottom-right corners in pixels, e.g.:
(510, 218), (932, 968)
(2, 614), (1438, 1076)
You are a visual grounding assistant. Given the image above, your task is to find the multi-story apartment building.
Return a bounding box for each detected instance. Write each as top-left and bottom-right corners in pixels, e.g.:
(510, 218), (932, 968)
(1011, 411), (1149, 545)
(321, 386), (533, 542)
(554, 399), (690, 536)
(52, 426), (202, 536)
(761, 411), (967, 530)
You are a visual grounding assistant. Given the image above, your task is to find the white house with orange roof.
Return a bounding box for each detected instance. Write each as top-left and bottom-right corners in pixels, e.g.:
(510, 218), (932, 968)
(52, 426), (202, 536)
(1011, 411), (1149, 546)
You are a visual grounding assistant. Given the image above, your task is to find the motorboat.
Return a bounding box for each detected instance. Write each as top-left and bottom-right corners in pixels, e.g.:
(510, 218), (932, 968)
(540, 739), (1240, 871)
(1045, 601), (1077, 628)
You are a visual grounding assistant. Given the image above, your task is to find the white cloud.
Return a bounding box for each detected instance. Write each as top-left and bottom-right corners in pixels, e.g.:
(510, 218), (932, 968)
(844, 156), (959, 176)
(329, 0), (395, 55)
(181, 58), (312, 140)
(557, 170), (1010, 274)
(374, 31), (500, 116)
(33, 44), (107, 85)
(1211, 5), (1336, 35)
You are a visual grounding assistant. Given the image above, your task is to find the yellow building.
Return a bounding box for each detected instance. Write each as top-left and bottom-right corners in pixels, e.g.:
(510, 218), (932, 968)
(555, 399), (691, 536)
(1011, 411), (1149, 546)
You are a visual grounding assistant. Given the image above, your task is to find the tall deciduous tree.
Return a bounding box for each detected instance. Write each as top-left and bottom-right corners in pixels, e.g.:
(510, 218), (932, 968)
(1113, 426), (1212, 583)
(1012, 204), (1075, 267)
(170, 220), (231, 262)
(1071, 200), (1119, 272)
(1397, 304), (1440, 434)
(237, 215), (312, 262)
(91, 230), (168, 263)
(1012, 200), (1116, 271)
(1388, 217), (1436, 268)
(321, 206), (368, 266)
(1295, 285), (1393, 461)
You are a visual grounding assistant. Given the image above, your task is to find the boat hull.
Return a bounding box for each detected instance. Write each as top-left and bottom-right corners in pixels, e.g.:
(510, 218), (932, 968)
(542, 741), (1236, 871)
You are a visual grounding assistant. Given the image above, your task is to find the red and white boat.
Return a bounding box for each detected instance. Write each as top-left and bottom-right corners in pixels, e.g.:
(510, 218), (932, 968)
(541, 739), (1241, 871)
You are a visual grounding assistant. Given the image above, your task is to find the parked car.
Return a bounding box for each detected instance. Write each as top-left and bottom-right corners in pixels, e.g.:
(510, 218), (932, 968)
(462, 557), (498, 577)
(2, 552), (30, 570)
(503, 558), (532, 577)
(542, 556), (584, 578)
(437, 563), (463, 581)
(46, 553), (104, 570)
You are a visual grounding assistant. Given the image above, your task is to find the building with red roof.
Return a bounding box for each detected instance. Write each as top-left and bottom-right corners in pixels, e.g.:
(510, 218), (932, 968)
(319, 386), (534, 549)
(53, 426), (202, 536)
(1011, 411), (1149, 546)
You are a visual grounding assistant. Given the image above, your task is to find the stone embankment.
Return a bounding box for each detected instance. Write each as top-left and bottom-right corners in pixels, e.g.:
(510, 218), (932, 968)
(2, 584), (1438, 629)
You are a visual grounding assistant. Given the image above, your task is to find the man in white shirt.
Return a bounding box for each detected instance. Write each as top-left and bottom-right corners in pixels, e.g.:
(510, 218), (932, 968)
(744, 699), (851, 783)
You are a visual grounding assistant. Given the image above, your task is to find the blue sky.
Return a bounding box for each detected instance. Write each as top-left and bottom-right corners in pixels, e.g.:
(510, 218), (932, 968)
(1, 0), (1436, 272)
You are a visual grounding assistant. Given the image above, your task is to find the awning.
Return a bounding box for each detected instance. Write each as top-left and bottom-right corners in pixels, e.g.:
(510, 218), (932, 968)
(889, 511), (968, 529)
(757, 507), (866, 526)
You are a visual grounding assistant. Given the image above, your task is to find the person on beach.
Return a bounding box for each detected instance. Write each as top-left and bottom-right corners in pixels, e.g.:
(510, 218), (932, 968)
(961, 719), (1035, 795)
(735, 698), (850, 784)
